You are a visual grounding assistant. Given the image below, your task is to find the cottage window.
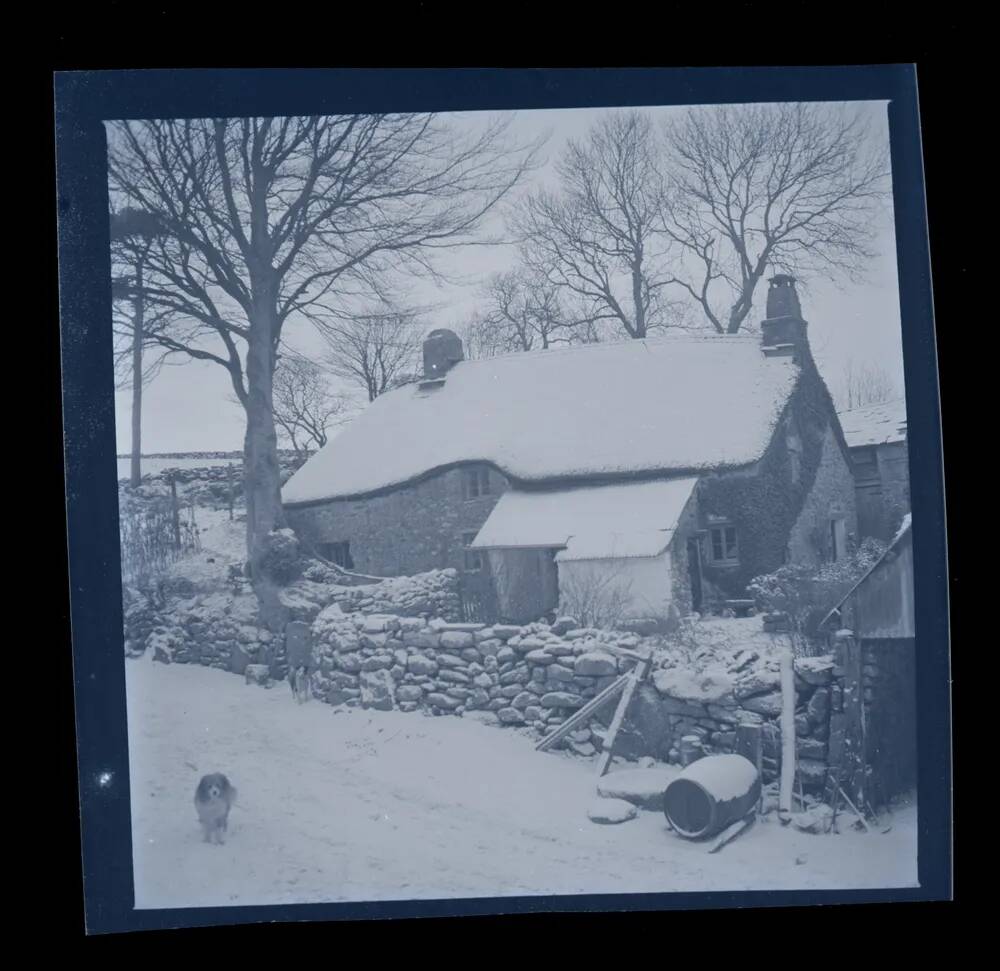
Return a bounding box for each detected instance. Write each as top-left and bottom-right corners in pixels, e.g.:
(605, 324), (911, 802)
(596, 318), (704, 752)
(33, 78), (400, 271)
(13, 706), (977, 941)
(319, 541), (354, 570)
(463, 466), (492, 500)
(707, 525), (739, 565)
(462, 531), (483, 572)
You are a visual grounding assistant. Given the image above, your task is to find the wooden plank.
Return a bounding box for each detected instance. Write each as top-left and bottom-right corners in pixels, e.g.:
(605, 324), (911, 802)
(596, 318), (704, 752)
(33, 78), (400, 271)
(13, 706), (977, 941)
(535, 672), (631, 752)
(779, 649), (796, 814)
(595, 656), (652, 778)
(708, 814), (755, 853)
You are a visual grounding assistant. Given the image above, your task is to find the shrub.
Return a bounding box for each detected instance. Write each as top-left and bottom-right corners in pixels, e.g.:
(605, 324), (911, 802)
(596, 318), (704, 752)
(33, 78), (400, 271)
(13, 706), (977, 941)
(257, 528), (303, 585)
(748, 537), (887, 653)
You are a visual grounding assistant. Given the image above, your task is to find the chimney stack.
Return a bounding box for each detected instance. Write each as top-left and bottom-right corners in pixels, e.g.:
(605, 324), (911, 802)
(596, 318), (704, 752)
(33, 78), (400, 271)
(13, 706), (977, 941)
(421, 328), (464, 387)
(761, 275), (808, 360)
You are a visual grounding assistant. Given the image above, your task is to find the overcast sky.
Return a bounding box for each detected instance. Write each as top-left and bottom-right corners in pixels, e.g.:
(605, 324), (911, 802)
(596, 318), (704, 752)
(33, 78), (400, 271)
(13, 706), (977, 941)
(113, 101), (904, 454)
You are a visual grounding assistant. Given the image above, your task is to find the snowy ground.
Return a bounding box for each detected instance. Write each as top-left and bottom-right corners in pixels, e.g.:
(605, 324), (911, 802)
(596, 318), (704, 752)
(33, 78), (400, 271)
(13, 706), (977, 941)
(127, 657), (918, 909)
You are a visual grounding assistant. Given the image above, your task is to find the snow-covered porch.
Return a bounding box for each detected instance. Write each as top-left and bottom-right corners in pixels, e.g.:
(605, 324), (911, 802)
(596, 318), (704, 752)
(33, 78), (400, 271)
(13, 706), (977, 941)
(470, 478), (699, 624)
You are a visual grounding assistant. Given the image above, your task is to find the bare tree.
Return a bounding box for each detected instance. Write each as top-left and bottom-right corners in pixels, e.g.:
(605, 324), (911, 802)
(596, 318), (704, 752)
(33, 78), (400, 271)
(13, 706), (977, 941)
(107, 115), (539, 621)
(465, 268), (596, 357)
(512, 111), (682, 339)
(836, 358), (899, 411)
(272, 354), (350, 458)
(110, 207), (177, 486)
(661, 102), (890, 333)
(319, 306), (424, 401)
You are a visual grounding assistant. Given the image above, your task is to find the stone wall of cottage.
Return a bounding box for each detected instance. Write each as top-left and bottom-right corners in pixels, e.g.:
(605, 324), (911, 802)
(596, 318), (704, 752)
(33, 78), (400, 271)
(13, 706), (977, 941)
(787, 422), (860, 566)
(698, 361), (856, 600)
(284, 464), (508, 608)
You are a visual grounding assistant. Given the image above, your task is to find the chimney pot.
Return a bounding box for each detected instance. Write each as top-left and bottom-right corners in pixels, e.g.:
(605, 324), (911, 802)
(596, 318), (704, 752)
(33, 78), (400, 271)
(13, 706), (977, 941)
(422, 328), (464, 383)
(761, 275), (808, 358)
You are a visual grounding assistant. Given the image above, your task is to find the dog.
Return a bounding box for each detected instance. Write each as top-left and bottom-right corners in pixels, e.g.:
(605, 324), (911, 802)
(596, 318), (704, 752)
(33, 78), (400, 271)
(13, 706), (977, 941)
(193, 773), (237, 844)
(289, 665), (312, 704)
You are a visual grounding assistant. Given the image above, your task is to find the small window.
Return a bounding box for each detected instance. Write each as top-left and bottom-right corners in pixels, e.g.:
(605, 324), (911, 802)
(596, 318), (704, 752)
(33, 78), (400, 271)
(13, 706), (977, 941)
(707, 525), (739, 565)
(462, 531), (483, 572)
(462, 466), (491, 500)
(320, 541), (354, 570)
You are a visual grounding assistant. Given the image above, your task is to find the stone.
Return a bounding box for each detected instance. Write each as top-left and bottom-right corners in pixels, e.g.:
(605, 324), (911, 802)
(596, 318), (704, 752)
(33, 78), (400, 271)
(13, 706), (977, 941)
(360, 633), (389, 650)
(795, 712), (812, 737)
(795, 656), (834, 686)
(540, 691), (584, 708)
(396, 685), (423, 703)
(440, 631), (475, 650)
(526, 649), (556, 664)
(807, 687), (831, 725)
(438, 669), (471, 685)
(336, 652), (363, 674)
(426, 692), (462, 710)
(656, 694), (709, 718)
(797, 737), (828, 760)
(790, 804), (834, 834)
(797, 758), (829, 791)
(467, 689), (491, 709)
(402, 631), (440, 649)
(406, 656), (438, 677)
(550, 616), (578, 636)
(497, 707), (526, 725)
(733, 671), (781, 700)
(525, 705), (542, 721)
(569, 740), (597, 757)
(499, 684), (524, 699)
(546, 664), (575, 682)
(597, 767), (676, 810)
(361, 614), (396, 634)
(360, 669), (395, 711)
(512, 691), (536, 709)
(361, 655), (393, 672)
(500, 669), (527, 686)
(244, 664), (270, 686)
(496, 647), (516, 665)
(492, 625), (521, 640)
(436, 653), (467, 669)
(446, 687), (473, 701)
(574, 652), (617, 677)
(477, 639), (503, 656)
(472, 672), (493, 689)
(741, 691), (784, 717)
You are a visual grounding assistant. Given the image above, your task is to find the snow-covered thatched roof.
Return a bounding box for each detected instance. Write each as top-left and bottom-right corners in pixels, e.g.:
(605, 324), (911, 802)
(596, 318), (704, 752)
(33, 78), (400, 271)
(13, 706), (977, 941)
(838, 398), (907, 449)
(282, 336), (800, 505)
(470, 478), (699, 561)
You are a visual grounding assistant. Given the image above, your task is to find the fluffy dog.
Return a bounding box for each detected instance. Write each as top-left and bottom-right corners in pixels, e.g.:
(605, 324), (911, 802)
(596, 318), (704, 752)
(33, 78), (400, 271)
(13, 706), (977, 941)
(193, 773), (237, 844)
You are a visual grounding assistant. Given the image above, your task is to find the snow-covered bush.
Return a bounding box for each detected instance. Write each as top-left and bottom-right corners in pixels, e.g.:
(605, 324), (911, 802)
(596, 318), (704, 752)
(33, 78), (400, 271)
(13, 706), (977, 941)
(257, 528), (303, 585)
(749, 536), (887, 652)
(119, 492), (199, 585)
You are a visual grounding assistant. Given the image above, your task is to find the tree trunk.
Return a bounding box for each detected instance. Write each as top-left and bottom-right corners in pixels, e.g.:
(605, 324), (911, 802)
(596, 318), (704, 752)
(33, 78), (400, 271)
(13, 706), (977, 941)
(129, 260), (144, 487)
(243, 287), (288, 630)
(631, 261), (646, 338)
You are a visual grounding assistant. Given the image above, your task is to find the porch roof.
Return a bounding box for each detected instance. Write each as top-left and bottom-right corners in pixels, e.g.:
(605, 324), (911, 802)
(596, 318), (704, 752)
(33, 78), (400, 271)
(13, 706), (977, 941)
(470, 477), (699, 562)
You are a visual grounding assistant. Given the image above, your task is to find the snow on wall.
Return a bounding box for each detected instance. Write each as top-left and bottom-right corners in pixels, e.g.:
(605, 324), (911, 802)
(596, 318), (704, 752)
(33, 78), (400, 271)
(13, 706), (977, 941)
(282, 336), (799, 504)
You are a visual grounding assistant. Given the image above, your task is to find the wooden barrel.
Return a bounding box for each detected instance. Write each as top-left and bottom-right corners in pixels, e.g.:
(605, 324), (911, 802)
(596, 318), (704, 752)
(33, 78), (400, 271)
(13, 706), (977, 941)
(663, 754), (760, 839)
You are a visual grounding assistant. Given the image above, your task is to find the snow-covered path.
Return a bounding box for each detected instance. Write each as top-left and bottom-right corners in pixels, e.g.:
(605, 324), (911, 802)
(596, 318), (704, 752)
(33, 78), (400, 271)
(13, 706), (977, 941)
(127, 658), (918, 909)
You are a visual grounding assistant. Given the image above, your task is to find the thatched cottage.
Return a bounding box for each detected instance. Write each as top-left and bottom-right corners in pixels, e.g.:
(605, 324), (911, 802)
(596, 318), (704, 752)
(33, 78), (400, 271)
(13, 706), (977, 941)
(283, 276), (857, 624)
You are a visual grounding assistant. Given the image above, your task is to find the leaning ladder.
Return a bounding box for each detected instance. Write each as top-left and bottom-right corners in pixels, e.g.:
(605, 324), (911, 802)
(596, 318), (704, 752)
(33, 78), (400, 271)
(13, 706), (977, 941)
(535, 649), (654, 778)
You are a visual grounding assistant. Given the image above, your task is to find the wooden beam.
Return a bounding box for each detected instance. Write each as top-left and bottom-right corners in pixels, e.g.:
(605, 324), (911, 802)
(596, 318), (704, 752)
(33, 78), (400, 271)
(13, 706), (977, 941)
(535, 672), (631, 752)
(595, 655), (652, 778)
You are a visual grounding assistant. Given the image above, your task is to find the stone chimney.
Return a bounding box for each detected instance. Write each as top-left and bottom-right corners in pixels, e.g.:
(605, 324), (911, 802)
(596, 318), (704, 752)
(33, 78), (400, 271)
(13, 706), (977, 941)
(421, 328), (464, 386)
(761, 275), (809, 360)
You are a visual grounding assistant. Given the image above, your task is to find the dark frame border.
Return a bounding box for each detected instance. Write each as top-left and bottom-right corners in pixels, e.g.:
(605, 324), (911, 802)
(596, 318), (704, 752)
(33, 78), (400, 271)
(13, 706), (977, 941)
(54, 66), (951, 934)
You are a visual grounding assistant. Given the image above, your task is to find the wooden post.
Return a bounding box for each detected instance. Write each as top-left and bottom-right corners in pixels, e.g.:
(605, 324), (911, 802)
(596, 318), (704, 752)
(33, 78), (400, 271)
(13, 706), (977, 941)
(779, 648), (796, 816)
(169, 474), (182, 550)
(536, 672), (631, 752)
(840, 631), (866, 813)
(595, 654), (652, 778)
(227, 462), (234, 521)
(735, 721), (764, 815)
